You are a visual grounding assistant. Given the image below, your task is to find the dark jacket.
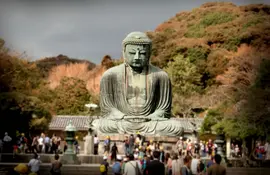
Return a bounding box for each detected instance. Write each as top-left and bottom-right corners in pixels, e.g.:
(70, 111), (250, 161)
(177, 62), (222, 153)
(144, 159), (165, 175)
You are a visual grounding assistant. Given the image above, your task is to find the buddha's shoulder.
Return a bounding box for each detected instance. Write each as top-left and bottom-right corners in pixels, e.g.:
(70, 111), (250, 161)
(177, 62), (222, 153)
(149, 64), (170, 78)
(102, 64), (125, 77)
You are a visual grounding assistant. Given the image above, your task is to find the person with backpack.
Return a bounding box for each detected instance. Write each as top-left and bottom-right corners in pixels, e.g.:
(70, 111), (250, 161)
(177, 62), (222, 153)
(112, 155), (122, 175)
(124, 154), (142, 175)
(100, 156), (109, 175)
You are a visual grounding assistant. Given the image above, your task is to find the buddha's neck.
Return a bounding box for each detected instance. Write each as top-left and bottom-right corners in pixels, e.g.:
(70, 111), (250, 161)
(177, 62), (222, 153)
(128, 65), (148, 75)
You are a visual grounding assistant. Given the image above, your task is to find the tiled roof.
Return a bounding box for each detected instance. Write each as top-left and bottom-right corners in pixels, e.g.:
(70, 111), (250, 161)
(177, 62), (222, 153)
(49, 115), (91, 131)
(49, 115), (203, 132)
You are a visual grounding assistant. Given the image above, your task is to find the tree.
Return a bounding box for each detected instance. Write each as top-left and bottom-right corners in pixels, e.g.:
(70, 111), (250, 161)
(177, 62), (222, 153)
(52, 77), (92, 115)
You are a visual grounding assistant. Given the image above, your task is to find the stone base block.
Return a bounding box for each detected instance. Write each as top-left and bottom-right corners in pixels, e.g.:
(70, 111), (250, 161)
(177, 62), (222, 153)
(62, 154), (80, 164)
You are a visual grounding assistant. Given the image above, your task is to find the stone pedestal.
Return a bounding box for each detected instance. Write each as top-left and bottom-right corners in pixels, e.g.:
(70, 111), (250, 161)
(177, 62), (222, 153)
(84, 135), (94, 155)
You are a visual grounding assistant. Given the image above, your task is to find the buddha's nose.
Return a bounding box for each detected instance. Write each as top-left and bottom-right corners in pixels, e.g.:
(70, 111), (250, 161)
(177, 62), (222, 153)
(134, 51), (139, 60)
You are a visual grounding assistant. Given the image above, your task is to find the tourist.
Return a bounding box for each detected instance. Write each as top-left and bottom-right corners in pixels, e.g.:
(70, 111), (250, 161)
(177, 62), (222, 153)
(128, 134), (135, 155)
(171, 153), (181, 175)
(44, 135), (51, 154)
(112, 155), (122, 175)
(176, 137), (184, 156)
(51, 134), (58, 154)
(121, 157), (128, 175)
(3, 132), (12, 153)
(199, 141), (205, 157)
(94, 134), (99, 155)
(123, 136), (129, 156)
(207, 140), (213, 157)
(28, 153), (42, 175)
(141, 155), (149, 173)
(124, 154), (142, 175)
(190, 154), (200, 175)
(207, 154), (226, 175)
(100, 156), (109, 175)
(144, 151), (165, 175)
(63, 141), (67, 153)
(104, 136), (110, 155)
(165, 152), (172, 175)
(31, 136), (38, 153)
(51, 154), (62, 175)
(159, 146), (165, 163)
(38, 136), (44, 153)
(73, 136), (79, 154)
(194, 141), (200, 155)
(207, 156), (214, 168)
(180, 155), (192, 175)
(265, 141), (270, 160)
(111, 142), (118, 163)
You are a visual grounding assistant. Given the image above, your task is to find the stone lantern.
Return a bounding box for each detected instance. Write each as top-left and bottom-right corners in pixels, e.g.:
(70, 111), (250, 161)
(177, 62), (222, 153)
(65, 120), (77, 154)
(62, 120), (80, 164)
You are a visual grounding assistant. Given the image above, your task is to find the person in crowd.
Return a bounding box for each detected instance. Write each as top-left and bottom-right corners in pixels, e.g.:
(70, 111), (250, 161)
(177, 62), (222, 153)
(111, 142), (118, 163)
(165, 152), (172, 175)
(124, 136), (129, 156)
(207, 154), (226, 175)
(190, 154), (200, 175)
(199, 141), (205, 157)
(44, 135), (51, 154)
(144, 151), (165, 175)
(121, 157), (128, 175)
(171, 153), (181, 175)
(100, 156), (109, 175)
(73, 136), (80, 154)
(128, 134), (135, 155)
(51, 154), (62, 175)
(38, 136), (44, 153)
(176, 137), (184, 156)
(207, 156), (215, 168)
(3, 132), (12, 153)
(104, 136), (111, 155)
(31, 136), (38, 153)
(28, 153), (42, 175)
(94, 134), (99, 155)
(194, 141), (200, 155)
(180, 155), (192, 175)
(112, 155), (122, 175)
(141, 155), (149, 173)
(63, 141), (67, 153)
(124, 154), (142, 175)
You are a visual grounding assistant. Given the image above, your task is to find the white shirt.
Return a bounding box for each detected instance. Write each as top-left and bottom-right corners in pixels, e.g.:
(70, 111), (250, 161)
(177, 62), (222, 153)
(94, 137), (99, 144)
(28, 158), (42, 172)
(38, 138), (43, 145)
(191, 158), (199, 174)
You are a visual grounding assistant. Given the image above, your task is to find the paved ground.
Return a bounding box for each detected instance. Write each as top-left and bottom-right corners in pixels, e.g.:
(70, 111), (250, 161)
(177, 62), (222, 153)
(0, 163), (270, 175)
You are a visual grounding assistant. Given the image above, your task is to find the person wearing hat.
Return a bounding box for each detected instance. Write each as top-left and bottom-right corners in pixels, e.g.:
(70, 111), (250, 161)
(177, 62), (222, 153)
(112, 155), (122, 175)
(100, 156), (109, 175)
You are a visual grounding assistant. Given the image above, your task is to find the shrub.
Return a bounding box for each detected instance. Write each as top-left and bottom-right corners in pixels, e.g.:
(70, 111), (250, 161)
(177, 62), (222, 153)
(200, 12), (236, 27)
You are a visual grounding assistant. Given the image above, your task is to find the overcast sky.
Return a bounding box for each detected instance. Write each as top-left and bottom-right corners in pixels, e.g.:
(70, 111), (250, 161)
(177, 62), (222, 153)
(0, 0), (269, 64)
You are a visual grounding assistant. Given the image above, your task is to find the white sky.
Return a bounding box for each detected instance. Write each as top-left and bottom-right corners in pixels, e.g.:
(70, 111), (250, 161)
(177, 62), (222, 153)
(0, 0), (269, 64)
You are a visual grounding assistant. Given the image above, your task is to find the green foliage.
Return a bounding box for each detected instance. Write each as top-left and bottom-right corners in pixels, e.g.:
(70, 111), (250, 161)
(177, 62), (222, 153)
(165, 54), (202, 95)
(200, 109), (223, 134)
(184, 24), (205, 38)
(187, 47), (209, 63)
(53, 77), (91, 115)
(201, 12), (236, 27)
(223, 37), (241, 51)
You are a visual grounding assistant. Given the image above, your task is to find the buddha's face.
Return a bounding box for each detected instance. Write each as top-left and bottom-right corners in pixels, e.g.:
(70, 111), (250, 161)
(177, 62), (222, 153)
(124, 44), (150, 68)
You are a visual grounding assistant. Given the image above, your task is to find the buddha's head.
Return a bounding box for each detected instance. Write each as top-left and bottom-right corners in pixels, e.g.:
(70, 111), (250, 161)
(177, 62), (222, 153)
(122, 32), (152, 70)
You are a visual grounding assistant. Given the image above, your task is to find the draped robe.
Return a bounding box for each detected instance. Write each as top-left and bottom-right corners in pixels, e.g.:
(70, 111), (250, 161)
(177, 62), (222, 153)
(93, 63), (183, 136)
